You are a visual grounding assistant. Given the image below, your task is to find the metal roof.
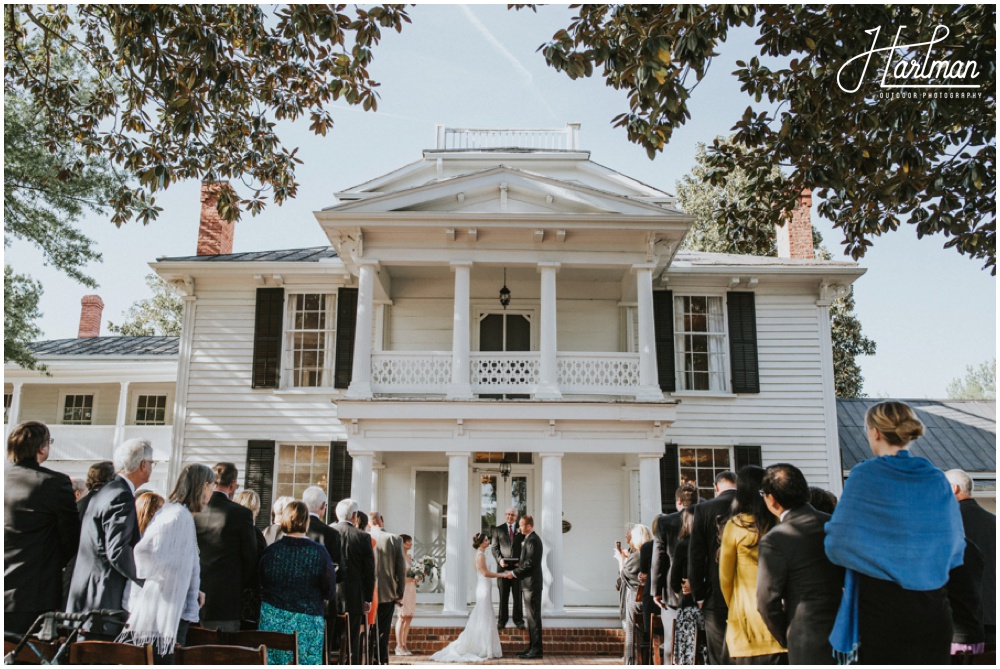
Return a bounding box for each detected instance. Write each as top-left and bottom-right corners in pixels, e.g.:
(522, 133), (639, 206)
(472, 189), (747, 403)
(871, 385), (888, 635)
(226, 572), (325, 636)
(838, 398), (996, 473)
(156, 246), (337, 263)
(28, 337), (179, 357)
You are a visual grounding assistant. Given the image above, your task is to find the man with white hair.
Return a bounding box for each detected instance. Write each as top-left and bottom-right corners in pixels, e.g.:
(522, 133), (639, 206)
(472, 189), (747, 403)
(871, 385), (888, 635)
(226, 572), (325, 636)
(331, 498), (375, 664)
(68, 438), (153, 638)
(945, 469), (996, 643)
(369, 511), (407, 664)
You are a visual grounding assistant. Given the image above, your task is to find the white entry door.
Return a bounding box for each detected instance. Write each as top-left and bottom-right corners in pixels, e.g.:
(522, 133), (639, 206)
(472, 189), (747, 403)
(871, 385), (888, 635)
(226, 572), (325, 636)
(479, 470), (533, 534)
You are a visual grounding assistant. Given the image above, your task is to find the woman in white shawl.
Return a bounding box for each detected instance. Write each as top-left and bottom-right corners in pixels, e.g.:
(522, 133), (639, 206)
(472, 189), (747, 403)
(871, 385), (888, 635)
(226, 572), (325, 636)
(120, 464), (215, 663)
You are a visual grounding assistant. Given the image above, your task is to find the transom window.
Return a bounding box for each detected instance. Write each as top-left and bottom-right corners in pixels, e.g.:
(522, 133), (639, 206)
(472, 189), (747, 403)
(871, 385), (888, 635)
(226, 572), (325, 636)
(286, 294), (336, 387)
(276, 443), (330, 500)
(675, 295), (727, 391)
(679, 446), (732, 500)
(474, 452), (533, 465)
(4, 393), (11, 424)
(135, 395), (167, 425)
(62, 394), (94, 425)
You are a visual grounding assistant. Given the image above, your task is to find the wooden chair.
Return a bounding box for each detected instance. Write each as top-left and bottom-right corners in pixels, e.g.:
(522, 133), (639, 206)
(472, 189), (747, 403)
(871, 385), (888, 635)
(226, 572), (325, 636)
(174, 643), (267, 665)
(3, 637), (61, 664)
(183, 625), (222, 646)
(335, 613), (351, 664)
(223, 630), (298, 664)
(68, 640), (154, 665)
(649, 612), (665, 665)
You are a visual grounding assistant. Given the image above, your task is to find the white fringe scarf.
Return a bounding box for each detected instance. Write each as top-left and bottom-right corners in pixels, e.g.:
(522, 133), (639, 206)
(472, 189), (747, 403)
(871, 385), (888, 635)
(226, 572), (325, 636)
(118, 502), (198, 656)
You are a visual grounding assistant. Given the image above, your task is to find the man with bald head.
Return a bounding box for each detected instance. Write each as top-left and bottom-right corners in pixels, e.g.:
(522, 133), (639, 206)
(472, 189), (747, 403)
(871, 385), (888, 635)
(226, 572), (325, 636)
(491, 507), (525, 629)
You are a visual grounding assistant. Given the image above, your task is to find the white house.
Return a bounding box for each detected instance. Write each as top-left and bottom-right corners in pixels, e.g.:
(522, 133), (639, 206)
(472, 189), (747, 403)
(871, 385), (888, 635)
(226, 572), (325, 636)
(151, 124), (864, 612)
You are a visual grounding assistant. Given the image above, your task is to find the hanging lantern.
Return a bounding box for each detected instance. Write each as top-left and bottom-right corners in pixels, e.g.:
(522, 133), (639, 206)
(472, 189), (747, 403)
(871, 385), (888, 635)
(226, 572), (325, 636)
(499, 267), (511, 309)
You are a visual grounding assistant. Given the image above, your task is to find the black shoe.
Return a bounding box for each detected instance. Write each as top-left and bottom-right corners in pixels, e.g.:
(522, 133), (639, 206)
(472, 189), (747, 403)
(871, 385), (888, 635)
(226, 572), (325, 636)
(497, 623), (505, 630)
(518, 652), (543, 659)
(515, 622), (526, 630)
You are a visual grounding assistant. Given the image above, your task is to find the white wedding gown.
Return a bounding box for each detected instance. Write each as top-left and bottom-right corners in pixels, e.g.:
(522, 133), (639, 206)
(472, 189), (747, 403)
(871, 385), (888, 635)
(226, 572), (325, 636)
(430, 551), (503, 662)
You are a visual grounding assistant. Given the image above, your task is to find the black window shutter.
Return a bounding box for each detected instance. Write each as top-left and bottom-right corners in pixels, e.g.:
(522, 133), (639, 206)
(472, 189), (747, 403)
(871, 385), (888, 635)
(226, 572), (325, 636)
(251, 288), (284, 388)
(334, 288), (359, 390)
(734, 445), (763, 471)
(652, 290), (676, 392)
(328, 441), (353, 523)
(659, 443), (679, 513)
(727, 292), (760, 393)
(245, 440), (276, 531)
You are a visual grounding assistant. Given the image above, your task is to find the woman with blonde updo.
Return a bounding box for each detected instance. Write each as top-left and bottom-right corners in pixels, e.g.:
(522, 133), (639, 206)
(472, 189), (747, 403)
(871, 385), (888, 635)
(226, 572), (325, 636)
(825, 401), (964, 665)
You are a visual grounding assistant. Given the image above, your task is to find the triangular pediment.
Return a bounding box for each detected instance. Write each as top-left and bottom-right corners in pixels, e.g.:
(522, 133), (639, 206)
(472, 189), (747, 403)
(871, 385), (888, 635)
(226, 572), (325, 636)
(328, 166), (683, 217)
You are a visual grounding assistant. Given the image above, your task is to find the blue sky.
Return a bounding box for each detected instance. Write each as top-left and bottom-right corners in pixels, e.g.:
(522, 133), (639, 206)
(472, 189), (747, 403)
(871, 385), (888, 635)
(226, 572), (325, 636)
(7, 5), (995, 398)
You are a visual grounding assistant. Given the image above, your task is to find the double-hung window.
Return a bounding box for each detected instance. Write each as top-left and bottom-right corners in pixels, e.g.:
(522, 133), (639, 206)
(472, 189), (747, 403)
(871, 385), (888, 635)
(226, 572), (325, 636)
(674, 295), (727, 391)
(286, 294), (336, 387)
(135, 395), (168, 425)
(63, 394), (94, 425)
(679, 446), (732, 500)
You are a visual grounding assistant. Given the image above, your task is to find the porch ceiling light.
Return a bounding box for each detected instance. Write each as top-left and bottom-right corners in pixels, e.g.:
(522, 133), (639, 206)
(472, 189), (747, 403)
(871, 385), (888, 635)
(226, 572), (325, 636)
(499, 458), (511, 481)
(499, 267), (511, 310)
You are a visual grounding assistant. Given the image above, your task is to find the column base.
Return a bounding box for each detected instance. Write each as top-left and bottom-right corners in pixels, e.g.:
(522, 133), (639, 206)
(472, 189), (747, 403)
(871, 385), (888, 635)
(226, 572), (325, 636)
(634, 385), (666, 402)
(446, 384), (474, 400)
(345, 381), (373, 399)
(533, 384), (563, 400)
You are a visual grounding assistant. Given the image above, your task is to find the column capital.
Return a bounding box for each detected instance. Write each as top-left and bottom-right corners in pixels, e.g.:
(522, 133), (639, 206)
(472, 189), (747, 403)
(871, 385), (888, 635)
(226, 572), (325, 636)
(536, 262), (561, 272)
(539, 452), (565, 460)
(630, 263), (657, 274)
(356, 259), (380, 269)
(449, 260), (474, 270)
(445, 451), (471, 460)
(637, 452), (664, 460)
(347, 448), (375, 458)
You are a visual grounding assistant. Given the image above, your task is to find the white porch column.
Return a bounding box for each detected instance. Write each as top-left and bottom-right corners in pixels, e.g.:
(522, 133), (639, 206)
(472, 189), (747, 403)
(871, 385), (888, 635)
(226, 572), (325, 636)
(817, 282), (849, 496)
(113, 381), (131, 448)
(347, 261), (378, 398)
(540, 452), (565, 614)
(638, 453), (663, 527)
(167, 294), (197, 485)
(443, 452), (470, 613)
(633, 264), (664, 402)
(536, 263), (562, 400)
(5, 381), (24, 440)
(448, 262), (474, 399)
(350, 451), (375, 512)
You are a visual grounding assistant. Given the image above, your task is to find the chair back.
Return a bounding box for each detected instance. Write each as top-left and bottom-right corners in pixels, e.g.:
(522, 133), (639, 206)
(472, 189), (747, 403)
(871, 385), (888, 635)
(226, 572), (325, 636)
(3, 637), (60, 664)
(335, 613), (351, 664)
(223, 630), (298, 664)
(174, 643), (267, 665)
(183, 625), (222, 646)
(68, 640), (154, 665)
(649, 612), (665, 665)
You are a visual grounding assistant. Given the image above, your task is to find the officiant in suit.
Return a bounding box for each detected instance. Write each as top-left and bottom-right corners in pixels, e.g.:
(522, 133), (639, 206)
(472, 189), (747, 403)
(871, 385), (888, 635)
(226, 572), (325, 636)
(510, 515), (543, 659)
(491, 507), (525, 630)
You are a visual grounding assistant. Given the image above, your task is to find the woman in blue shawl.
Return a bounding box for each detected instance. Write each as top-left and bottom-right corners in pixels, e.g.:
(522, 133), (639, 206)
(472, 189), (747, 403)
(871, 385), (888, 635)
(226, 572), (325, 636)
(825, 401), (964, 665)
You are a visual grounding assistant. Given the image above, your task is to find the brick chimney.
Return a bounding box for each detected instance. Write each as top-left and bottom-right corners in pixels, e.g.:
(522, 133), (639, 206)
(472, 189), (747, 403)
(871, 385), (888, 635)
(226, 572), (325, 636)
(78, 295), (104, 338)
(776, 189), (814, 259)
(197, 181), (234, 256)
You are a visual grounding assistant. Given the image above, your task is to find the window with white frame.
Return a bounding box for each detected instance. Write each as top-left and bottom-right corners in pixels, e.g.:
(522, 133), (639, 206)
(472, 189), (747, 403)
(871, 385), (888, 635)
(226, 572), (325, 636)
(135, 395), (168, 425)
(675, 295), (727, 391)
(286, 294), (336, 387)
(276, 443), (330, 500)
(4, 393), (11, 424)
(679, 446), (732, 500)
(62, 394), (94, 425)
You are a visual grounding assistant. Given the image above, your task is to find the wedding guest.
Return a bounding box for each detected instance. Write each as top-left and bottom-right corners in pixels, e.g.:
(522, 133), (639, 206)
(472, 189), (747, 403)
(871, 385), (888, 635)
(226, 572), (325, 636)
(638, 528), (655, 665)
(947, 539), (986, 662)
(370, 511), (406, 665)
(946, 468), (996, 644)
(808, 487), (838, 514)
(79, 460), (116, 516)
(394, 534), (417, 656)
(234, 489), (267, 630)
(71, 477), (87, 502)
(616, 523), (652, 664)
(689, 470), (737, 664)
(5, 421), (81, 634)
(135, 490), (165, 535)
(669, 507), (706, 665)
(719, 465), (786, 664)
(264, 495), (295, 545)
(259, 501), (337, 665)
(651, 482), (699, 662)
(357, 510), (379, 654)
(331, 498), (376, 664)
(825, 401), (964, 664)
(757, 464), (843, 664)
(120, 464), (214, 663)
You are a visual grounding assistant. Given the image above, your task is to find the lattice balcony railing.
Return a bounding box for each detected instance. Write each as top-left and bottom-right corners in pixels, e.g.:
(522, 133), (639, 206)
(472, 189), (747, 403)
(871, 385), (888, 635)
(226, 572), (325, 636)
(557, 353), (641, 393)
(470, 353), (540, 393)
(371, 352), (451, 393)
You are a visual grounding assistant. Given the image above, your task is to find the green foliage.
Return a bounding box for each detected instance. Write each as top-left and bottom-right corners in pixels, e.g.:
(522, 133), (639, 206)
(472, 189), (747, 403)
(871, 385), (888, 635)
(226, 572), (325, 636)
(4, 266), (45, 371)
(537, 5), (996, 272)
(676, 139), (876, 398)
(946, 359), (996, 400)
(4, 4), (411, 225)
(107, 274), (184, 337)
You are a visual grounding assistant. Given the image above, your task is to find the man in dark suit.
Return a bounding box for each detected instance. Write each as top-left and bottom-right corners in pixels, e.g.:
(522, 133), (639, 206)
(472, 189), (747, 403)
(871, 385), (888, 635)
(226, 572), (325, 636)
(946, 469), (996, 643)
(302, 485), (341, 655)
(5, 422), (81, 634)
(688, 470), (736, 665)
(509, 514), (543, 659)
(757, 463), (844, 664)
(68, 438), (153, 638)
(331, 498), (376, 664)
(193, 462), (257, 632)
(651, 482), (699, 650)
(491, 507), (525, 630)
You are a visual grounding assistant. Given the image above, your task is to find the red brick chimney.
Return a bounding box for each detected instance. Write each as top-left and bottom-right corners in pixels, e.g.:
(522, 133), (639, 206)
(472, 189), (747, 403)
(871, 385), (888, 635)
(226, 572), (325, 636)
(197, 181), (234, 256)
(776, 189), (815, 260)
(78, 295), (104, 338)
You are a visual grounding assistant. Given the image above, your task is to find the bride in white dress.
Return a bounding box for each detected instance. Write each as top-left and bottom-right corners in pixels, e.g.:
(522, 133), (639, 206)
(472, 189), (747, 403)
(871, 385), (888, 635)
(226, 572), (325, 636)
(431, 533), (504, 662)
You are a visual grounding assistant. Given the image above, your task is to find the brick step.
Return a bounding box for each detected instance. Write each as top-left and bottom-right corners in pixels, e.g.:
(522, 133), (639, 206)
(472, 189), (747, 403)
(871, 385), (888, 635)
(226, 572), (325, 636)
(389, 627), (625, 656)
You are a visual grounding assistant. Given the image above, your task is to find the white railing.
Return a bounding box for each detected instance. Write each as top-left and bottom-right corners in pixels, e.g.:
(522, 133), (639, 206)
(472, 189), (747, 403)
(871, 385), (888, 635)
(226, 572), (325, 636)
(371, 351), (452, 394)
(121, 425), (174, 461)
(470, 352), (540, 394)
(557, 352), (641, 394)
(435, 123), (580, 151)
(48, 425), (116, 461)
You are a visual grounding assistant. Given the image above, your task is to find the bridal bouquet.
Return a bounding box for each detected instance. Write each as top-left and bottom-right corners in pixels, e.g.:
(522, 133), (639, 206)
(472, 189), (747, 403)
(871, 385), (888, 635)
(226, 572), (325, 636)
(407, 556), (439, 590)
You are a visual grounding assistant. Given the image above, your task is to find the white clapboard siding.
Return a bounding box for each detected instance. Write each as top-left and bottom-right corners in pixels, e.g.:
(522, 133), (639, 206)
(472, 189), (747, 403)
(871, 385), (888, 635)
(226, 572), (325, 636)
(19, 383), (121, 425)
(557, 299), (621, 352)
(388, 298), (452, 351)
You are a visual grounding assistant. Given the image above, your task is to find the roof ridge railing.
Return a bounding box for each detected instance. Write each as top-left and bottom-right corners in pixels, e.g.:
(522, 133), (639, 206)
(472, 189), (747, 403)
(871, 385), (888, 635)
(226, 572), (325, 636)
(434, 123), (581, 151)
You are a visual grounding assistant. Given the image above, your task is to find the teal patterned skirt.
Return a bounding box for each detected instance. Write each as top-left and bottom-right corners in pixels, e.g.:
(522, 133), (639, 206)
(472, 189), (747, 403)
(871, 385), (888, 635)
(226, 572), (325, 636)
(258, 601), (325, 665)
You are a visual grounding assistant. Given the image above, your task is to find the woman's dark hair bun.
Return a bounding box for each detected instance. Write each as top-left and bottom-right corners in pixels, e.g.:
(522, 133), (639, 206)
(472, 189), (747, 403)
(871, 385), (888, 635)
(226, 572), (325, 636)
(472, 532), (487, 548)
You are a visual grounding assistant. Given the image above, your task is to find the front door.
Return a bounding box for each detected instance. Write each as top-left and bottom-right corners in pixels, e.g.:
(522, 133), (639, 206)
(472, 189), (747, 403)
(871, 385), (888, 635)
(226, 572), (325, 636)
(479, 470), (533, 534)
(479, 313), (531, 399)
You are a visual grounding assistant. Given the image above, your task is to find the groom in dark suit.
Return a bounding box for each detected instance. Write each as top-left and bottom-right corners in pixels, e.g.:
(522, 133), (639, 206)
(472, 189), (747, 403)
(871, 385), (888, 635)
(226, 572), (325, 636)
(509, 515), (543, 659)
(491, 507), (525, 630)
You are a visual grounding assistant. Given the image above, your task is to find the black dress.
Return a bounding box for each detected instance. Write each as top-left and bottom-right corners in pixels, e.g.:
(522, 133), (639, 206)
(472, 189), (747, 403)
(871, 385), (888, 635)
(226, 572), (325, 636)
(858, 573), (953, 665)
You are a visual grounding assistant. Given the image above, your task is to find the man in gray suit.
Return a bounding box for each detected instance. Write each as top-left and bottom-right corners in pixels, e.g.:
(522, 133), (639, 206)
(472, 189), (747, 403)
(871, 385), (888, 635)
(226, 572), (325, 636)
(68, 439), (153, 638)
(369, 511), (406, 664)
(757, 463), (844, 664)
